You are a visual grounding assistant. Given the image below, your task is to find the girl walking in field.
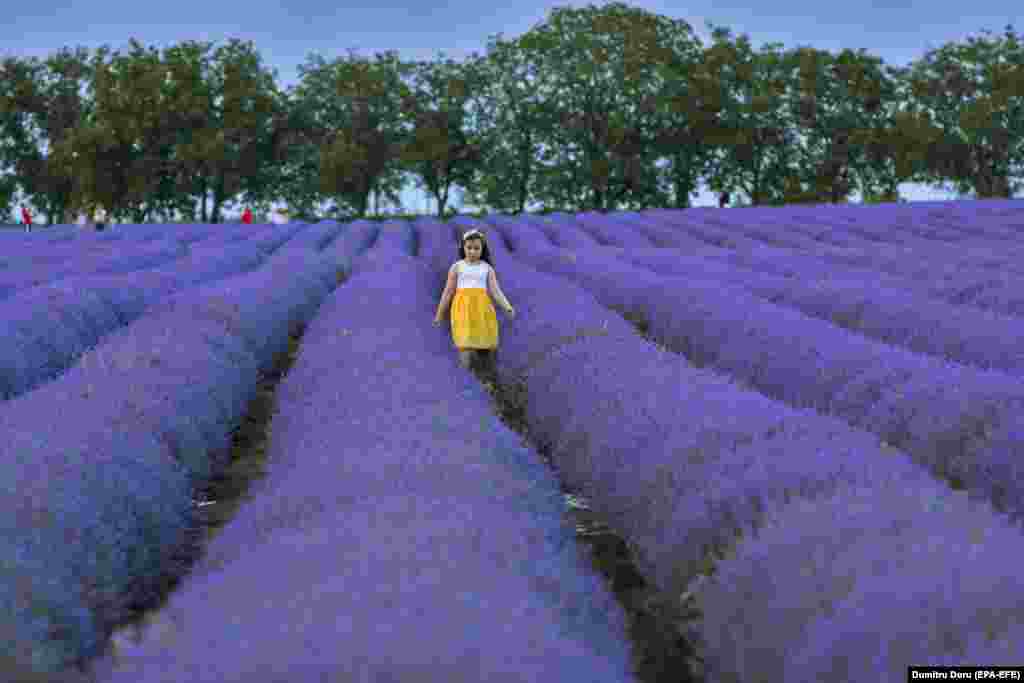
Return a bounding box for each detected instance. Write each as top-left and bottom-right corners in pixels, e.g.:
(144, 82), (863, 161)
(434, 229), (516, 378)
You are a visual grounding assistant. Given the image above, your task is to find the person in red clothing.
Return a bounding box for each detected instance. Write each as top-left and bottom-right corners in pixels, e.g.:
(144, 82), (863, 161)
(242, 207), (253, 224)
(21, 206), (32, 232)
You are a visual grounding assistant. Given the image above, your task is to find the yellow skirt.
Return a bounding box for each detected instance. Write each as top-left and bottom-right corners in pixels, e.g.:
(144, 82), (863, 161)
(450, 288), (498, 350)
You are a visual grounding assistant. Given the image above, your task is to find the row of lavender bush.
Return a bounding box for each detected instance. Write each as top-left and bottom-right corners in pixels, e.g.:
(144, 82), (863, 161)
(623, 203), (1024, 289)
(0, 220), (303, 277)
(0, 223), (212, 272)
(709, 203), (978, 245)
(561, 212), (1024, 378)
(0, 224), (213, 293)
(0, 225), (314, 401)
(638, 207), (1024, 317)
(713, 204), (1024, 281)
(624, 202), (1024, 276)
(504, 211), (1024, 523)
(611, 206), (1024, 368)
(0, 233), (344, 676)
(694, 198), (1024, 247)
(0, 238), (193, 299)
(460, 212), (1024, 678)
(95, 219), (636, 683)
(0, 221), (295, 293)
(561, 204), (1024, 327)
(775, 198), (1024, 245)
(280, 219), (347, 250)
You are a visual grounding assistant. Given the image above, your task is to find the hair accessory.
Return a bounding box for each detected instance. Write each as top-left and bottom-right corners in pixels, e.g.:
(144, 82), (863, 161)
(462, 229), (484, 241)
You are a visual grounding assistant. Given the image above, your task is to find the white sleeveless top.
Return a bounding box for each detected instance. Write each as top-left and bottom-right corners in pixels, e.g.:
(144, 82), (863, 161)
(456, 260), (491, 290)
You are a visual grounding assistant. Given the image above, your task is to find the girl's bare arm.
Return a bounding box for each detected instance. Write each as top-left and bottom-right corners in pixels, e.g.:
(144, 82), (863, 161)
(487, 269), (512, 311)
(435, 264), (459, 318)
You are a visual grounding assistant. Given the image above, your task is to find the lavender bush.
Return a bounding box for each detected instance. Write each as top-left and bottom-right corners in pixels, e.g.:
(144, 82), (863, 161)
(626, 211), (1024, 319)
(645, 207), (1024, 277)
(501, 230), (1024, 524)
(691, 211), (824, 250)
(612, 211), (723, 250)
(0, 233), (295, 401)
(280, 220), (344, 250)
(569, 211), (658, 247)
(97, 240), (637, 683)
(424, 214), (1024, 680)
(692, 483), (1024, 682)
(148, 248), (336, 373)
(639, 209), (765, 249)
(610, 245), (1024, 377)
(0, 239), (191, 300)
(320, 219), (380, 263)
(524, 212), (602, 248)
(452, 216), (954, 606)
(412, 215), (459, 271)
(0, 244), (343, 674)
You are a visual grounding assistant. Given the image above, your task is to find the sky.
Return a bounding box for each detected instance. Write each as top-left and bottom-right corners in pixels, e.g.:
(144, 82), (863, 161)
(4, 0), (1022, 222)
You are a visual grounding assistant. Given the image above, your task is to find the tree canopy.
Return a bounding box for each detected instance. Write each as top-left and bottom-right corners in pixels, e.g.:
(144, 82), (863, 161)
(1, 5), (1021, 224)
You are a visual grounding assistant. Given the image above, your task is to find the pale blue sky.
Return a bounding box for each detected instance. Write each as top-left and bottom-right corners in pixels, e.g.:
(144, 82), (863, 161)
(4, 0), (1022, 220)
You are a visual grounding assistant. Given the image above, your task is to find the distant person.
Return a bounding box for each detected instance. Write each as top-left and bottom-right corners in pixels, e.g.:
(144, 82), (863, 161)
(718, 192), (730, 209)
(434, 228), (515, 388)
(95, 207), (107, 232)
(242, 207), (253, 224)
(21, 207), (31, 232)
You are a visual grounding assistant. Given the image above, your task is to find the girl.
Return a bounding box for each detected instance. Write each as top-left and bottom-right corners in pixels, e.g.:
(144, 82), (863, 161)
(433, 228), (516, 373)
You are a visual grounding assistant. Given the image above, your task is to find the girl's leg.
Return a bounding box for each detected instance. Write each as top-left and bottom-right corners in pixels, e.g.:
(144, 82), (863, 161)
(481, 349), (497, 379)
(457, 348), (473, 369)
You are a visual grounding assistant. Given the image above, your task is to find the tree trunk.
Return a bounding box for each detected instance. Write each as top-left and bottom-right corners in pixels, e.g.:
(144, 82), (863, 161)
(517, 138), (532, 214)
(200, 180), (209, 223)
(434, 178), (450, 218)
(211, 174), (225, 223)
(211, 193), (223, 223)
(751, 158), (764, 206)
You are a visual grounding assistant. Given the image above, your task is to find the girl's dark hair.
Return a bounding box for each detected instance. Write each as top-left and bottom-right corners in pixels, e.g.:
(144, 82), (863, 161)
(458, 230), (495, 270)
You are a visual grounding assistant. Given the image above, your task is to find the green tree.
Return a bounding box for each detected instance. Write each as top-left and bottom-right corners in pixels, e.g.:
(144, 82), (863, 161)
(513, 2), (704, 211)
(840, 61), (947, 203)
(694, 24), (804, 206)
(775, 46), (908, 204)
(180, 39), (287, 222)
(642, 22), (733, 208)
(901, 25), (1024, 197)
(6, 17), (1021, 225)
(0, 48), (94, 224)
(156, 40), (221, 222)
(396, 55), (486, 218)
(310, 49), (412, 218)
(253, 84), (327, 220)
(0, 169), (16, 220)
(48, 41), (173, 222)
(456, 34), (565, 214)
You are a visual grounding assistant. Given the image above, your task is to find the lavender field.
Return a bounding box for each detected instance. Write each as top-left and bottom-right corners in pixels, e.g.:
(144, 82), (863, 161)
(2, 199), (1024, 682)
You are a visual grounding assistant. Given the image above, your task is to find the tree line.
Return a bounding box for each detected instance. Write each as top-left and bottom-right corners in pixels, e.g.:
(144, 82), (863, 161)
(1, 1), (1022, 225)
